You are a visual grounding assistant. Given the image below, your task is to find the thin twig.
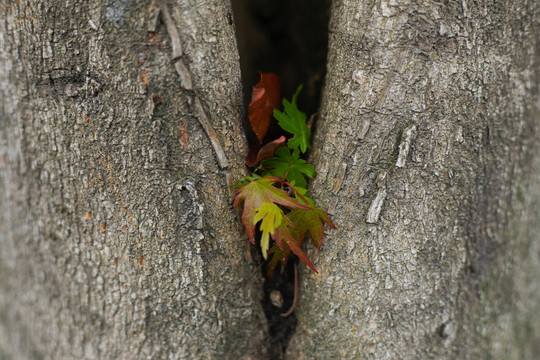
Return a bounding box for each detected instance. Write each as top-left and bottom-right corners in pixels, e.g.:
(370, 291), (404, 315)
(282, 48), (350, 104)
(157, 0), (229, 169)
(281, 262), (298, 317)
(159, 1), (192, 89)
(192, 96), (229, 169)
(159, 0), (183, 59)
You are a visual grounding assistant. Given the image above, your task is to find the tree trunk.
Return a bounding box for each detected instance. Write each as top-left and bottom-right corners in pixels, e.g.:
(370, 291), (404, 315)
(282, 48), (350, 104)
(0, 1), (267, 358)
(1, 1), (539, 360)
(287, 1), (540, 359)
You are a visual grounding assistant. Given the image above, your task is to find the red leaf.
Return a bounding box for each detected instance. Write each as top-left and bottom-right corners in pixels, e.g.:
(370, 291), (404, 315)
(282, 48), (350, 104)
(266, 201), (335, 276)
(272, 220), (318, 273)
(248, 72), (281, 142)
(288, 205), (335, 249)
(233, 176), (309, 243)
(245, 135), (287, 167)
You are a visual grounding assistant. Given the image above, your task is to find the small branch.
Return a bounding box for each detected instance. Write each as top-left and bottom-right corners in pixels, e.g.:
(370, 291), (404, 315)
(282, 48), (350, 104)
(159, 1), (192, 90)
(158, 0), (229, 169)
(159, 0), (183, 59)
(332, 162), (347, 194)
(192, 96), (229, 169)
(281, 263), (298, 317)
(367, 170), (387, 224)
(173, 59), (193, 91)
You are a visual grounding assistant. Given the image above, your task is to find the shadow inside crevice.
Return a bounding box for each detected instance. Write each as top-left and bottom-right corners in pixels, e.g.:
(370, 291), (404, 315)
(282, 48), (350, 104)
(231, 0), (331, 146)
(261, 260), (298, 359)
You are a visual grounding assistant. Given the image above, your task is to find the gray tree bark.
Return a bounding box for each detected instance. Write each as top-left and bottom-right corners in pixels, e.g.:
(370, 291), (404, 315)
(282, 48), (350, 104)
(1, 1), (539, 360)
(287, 1), (540, 359)
(0, 0), (267, 359)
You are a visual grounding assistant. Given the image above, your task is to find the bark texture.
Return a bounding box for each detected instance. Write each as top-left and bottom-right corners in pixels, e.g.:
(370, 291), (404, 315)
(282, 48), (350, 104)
(0, 1), (267, 359)
(288, 0), (540, 359)
(2, 0), (540, 359)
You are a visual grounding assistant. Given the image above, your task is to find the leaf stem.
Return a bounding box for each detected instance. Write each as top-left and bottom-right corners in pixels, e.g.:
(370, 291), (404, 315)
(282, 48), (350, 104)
(282, 179), (310, 205)
(281, 262), (298, 317)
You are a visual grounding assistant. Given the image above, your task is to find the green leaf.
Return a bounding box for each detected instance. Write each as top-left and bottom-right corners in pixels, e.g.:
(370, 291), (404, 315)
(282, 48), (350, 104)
(291, 185), (315, 206)
(273, 85), (311, 153)
(254, 202), (284, 259)
(233, 176), (309, 244)
(261, 147), (315, 188)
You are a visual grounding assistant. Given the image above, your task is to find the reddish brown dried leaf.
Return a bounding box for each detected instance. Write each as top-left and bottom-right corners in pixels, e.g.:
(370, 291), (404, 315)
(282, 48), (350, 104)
(248, 72), (281, 142)
(245, 135), (287, 167)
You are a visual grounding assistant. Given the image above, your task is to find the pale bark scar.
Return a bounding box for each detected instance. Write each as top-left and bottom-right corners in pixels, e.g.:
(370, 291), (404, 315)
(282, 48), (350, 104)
(396, 125), (417, 168)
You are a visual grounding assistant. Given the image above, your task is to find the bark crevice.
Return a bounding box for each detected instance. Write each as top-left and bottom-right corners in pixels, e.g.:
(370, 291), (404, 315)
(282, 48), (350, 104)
(230, 1), (331, 358)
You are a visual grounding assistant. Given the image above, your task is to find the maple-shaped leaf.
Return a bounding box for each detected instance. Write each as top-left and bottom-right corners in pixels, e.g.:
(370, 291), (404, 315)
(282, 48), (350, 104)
(253, 202), (284, 259)
(288, 204), (335, 249)
(272, 218), (317, 273)
(233, 176), (309, 243)
(261, 147), (315, 188)
(266, 206), (331, 276)
(266, 196), (334, 275)
(274, 85), (311, 153)
(249, 72), (281, 142)
(282, 182), (335, 249)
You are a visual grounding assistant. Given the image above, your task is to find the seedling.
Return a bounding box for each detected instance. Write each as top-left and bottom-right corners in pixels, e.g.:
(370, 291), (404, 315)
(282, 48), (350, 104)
(235, 74), (335, 277)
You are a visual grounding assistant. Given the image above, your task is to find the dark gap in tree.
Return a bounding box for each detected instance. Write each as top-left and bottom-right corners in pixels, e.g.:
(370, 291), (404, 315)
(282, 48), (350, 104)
(231, 0), (331, 150)
(230, 0), (331, 358)
(261, 260), (298, 359)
